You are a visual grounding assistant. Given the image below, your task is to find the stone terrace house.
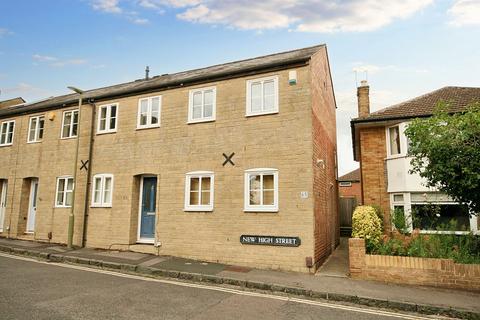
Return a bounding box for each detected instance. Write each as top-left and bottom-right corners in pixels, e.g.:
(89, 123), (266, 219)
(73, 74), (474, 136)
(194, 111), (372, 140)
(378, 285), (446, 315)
(351, 82), (480, 234)
(0, 45), (339, 272)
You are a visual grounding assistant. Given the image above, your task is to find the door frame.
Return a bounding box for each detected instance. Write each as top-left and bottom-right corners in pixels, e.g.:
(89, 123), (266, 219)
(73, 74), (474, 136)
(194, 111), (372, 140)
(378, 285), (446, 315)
(0, 180), (7, 232)
(137, 175), (156, 244)
(26, 178), (39, 233)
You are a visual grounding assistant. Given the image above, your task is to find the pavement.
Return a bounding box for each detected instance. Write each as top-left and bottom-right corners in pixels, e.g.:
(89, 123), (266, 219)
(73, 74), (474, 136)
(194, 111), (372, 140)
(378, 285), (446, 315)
(0, 254), (444, 320)
(0, 237), (479, 319)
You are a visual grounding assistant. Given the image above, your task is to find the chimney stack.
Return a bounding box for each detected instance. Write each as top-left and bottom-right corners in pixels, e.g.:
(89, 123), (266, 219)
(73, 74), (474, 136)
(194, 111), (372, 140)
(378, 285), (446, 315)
(357, 80), (370, 117)
(145, 66), (150, 80)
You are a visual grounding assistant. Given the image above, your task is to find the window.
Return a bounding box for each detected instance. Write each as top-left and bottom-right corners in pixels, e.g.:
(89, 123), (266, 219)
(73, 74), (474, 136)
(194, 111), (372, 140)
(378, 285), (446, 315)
(244, 168), (278, 212)
(339, 182), (352, 187)
(61, 110), (79, 138)
(388, 126), (401, 156)
(188, 87), (216, 123)
(27, 116), (45, 143)
(0, 120), (15, 146)
(184, 171), (214, 211)
(246, 76), (279, 116)
(97, 104), (118, 134)
(91, 174), (113, 207)
(411, 204), (470, 231)
(137, 96), (161, 129)
(55, 177), (74, 207)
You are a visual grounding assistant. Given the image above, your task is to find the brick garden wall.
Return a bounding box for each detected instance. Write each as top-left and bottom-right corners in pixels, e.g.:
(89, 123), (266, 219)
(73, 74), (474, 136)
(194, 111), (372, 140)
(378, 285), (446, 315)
(349, 238), (480, 291)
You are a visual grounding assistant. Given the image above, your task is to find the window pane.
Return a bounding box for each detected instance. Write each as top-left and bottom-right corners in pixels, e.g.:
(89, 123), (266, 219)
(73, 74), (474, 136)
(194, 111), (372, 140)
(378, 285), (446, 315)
(67, 178), (74, 191)
(204, 91), (213, 105)
(110, 105), (117, 119)
(203, 104), (213, 118)
(264, 80), (275, 96)
(100, 107), (107, 120)
(38, 117), (44, 140)
(393, 194), (404, 202)
(263, 174), (274, 190)
(72, 112), (78, 137)
(193, 92), (202, 107)
(151, 98), (159, 124)
(63, 113), (71, 138)
(249, 175), (261, 191)
(190, 191), (199, 205)
(57, 191), (64, 206)
(140, 114), (147, 126)
(192, 105), (202, 119)
(100, 119), (106, 131)
(412, 204), (470, 231)
(58, 179), (65, 193)
(264, 95), (275, 111)
(65, 191), (73, 206)
(29, 119), (37, 142)
(103, 177), (112, 204)
(140, 100), (148, 125)
(94, 178), (101, 204)
(190, 178), (200, 192)
(251, 83), (262, 112)
(250, 190), (261, 205)
(7, 122), (14, 143)
(109, 117), (116, 130)
(263, 190), (274, 205)
(201, 177), (210, 192)
(201, 191), (210, 205)
(389, 127), (400, 155)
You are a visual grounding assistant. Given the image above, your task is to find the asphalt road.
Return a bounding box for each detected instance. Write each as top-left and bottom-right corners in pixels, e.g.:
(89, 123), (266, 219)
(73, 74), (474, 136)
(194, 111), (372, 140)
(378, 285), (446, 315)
(0, 254), (442, 320)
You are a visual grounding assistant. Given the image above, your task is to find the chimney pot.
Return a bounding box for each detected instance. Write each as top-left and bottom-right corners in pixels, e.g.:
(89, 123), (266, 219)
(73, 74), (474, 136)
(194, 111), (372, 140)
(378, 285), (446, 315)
(357, 81), (370, 117)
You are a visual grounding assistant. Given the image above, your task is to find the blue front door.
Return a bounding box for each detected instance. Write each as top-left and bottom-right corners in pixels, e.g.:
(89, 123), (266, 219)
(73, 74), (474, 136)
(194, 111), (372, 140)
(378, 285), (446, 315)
(140, 177), (156, 240)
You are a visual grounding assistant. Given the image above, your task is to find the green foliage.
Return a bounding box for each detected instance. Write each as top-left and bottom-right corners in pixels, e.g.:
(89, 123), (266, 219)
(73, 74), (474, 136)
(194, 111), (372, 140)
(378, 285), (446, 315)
(372, 232), (480, 264)
(391, 207), (409, 234)
(404, 102), (480, 214)
(352, 205), (383, 251)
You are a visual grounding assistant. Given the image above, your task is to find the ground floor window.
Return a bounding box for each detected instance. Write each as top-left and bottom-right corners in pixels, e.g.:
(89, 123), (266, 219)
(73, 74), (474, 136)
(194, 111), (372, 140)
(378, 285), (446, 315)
(92, 174), (113, 207)
(56, 177), (73, 207)
(390, 192), (478, 234)
(184, 171), (214, 211)
(244, 168), (278, 212)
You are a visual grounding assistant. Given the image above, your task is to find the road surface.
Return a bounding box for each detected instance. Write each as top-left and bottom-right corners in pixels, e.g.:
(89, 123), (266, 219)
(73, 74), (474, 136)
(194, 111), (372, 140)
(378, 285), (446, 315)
(0, 253), (444, 320)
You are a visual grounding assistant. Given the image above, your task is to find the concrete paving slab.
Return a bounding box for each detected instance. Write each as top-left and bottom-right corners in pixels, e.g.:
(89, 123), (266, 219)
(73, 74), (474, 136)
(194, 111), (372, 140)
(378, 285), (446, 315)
(139, 257), (170, 267)
(151, 257), (226, 275)
(316, 237), (349, 278)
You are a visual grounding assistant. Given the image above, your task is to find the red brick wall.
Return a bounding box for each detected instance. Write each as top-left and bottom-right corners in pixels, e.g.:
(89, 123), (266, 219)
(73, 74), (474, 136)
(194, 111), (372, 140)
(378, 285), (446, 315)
(310, 47), (339, 268)
(339, 182), (361, 204)
(349, 238), (480, 291)
(359, 127), (391, 229)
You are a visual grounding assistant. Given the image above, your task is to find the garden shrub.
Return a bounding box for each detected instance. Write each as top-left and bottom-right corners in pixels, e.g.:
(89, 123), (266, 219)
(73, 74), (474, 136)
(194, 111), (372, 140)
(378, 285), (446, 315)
(352, 205), (383, 251)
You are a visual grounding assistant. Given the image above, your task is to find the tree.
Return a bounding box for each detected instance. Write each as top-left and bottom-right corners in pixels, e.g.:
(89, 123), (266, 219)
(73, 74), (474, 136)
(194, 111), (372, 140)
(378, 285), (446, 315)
(404, 102), (480, 214)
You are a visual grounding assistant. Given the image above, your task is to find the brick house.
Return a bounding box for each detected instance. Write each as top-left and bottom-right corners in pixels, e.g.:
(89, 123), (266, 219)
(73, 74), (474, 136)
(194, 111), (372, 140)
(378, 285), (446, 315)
(351, 82), (479, 234)
(338, 168), (361, 204)
(0, 45), (338, 272)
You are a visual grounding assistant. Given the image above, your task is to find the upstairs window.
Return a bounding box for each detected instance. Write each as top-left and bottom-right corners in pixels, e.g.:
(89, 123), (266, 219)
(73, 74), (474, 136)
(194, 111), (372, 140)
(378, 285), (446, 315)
(137, 96), (161, 129)
(388, 125), (401, 156)
(92, 174), (113, 207)
(97, 103), (118, 134)
(56, 177), (74, 207)
(28, 116), (45, 143)
(0, 120), (15, 146)
(184, 171), (214, 211)
(188, 87), (216, 123)
(244, 168), (278, 212)
(246, 76), (279, 116)
(61, 110), (79, 138)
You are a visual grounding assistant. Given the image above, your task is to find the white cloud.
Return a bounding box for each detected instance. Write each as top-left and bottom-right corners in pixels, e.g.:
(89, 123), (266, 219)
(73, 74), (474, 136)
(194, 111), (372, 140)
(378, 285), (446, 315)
(1, 83), (51, 98)
(165, 0), (433, 32)
(0, 28), (13, 38)
(448, 0), (480, 26)
(32, 54), (87, 67)
(352, 63), (428, 75)
(92, 0), (122, 13)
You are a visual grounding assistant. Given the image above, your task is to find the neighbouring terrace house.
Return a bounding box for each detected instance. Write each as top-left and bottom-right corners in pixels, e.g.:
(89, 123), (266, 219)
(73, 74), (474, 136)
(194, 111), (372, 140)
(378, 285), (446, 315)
(351, 82), (480, 234)
(0, 45), (339, 272)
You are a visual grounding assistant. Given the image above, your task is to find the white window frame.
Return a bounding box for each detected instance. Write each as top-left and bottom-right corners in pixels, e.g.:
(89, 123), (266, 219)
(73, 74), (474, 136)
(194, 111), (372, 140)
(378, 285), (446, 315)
(61, 110), (79, 139)
(244, 168), (279, 212)
(97, 103), (118, 134)
(91, 174), (114, 207)
(386, 123), (409, 159)
(246, 75), (279, 117)
(187, 86), (216, 124)
(137, 96), (162, 129)
(184, 171), (214, 212)
(339, 182), (352, 187)
(55, 176), (74, 208)
(0, 120), (15, 146)
(27, 115), (45, 143)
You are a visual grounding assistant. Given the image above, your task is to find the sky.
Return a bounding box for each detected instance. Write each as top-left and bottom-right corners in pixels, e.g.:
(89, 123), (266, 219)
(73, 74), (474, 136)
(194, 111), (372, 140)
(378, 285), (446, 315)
(0, 0), (479, 175)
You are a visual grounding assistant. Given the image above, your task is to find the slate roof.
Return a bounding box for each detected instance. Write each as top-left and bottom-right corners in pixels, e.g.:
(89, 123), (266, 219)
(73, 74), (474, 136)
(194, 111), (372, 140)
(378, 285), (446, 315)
(0, 44), (325, 119)
(0, 97), (25, 109)
(338, 168), (360, 182)
(353, 86), (480, 123)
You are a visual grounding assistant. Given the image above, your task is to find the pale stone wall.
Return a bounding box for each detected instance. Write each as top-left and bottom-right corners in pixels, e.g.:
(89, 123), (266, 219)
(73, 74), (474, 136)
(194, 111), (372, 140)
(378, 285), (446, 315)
(0, 49), (337, 272)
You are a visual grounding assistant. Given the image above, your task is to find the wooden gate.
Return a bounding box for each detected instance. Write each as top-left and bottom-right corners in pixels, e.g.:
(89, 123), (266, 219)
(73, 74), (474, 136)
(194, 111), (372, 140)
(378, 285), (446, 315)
(339, 197), (357, 236)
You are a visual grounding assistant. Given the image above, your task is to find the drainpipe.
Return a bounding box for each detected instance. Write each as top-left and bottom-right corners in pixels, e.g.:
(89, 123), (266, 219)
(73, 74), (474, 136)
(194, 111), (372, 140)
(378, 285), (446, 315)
(81, 101), (95, 247)
(67, 86), (84, 249)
